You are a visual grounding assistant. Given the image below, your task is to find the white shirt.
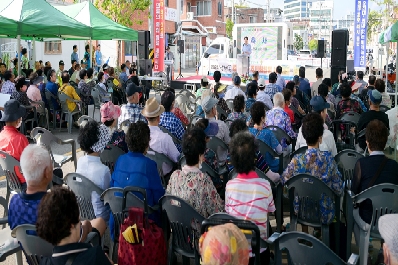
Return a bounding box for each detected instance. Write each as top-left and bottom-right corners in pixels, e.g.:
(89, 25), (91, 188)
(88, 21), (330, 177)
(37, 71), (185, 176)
(295, 125), (337, 157)
(256, 90), (273, 110)
(224, 86), (246, 101)
(71, 70), (80, 83)
(76, 155), (111, 222)
(149, 126), (180, 175)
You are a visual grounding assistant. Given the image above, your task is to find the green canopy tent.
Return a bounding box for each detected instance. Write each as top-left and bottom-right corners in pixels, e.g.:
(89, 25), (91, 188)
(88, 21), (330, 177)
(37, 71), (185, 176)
(54, 1), (138, 41)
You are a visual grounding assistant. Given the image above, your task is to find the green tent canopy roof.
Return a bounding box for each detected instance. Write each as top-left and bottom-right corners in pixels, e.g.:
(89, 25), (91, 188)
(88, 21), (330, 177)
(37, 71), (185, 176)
(379, 20), (398, 44)
(0, 0), (90, 39)
(54, 1), (138, 41)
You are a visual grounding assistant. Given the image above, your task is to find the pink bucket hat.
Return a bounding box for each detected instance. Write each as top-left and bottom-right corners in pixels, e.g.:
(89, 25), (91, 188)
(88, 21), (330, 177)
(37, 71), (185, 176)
(100, 102), (121, 123)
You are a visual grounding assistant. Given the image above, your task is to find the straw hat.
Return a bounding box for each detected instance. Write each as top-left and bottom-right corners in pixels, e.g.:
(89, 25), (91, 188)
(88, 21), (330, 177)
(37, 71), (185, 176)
(141, 98), (165, 118)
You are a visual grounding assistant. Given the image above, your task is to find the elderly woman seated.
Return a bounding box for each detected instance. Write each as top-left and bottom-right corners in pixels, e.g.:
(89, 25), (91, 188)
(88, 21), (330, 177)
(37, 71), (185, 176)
(282, 113), (343, 232)
(352, 120), (398, 243)
(225, 131), (275, 265)
(37, 187), (111, 265)
(167, 128), (224, 218)
(227, 95), (247, 121)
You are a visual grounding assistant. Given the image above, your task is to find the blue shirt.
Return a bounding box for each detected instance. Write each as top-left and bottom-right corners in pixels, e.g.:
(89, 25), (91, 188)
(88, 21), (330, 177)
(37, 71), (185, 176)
(249, 127), (280, 172)
(109, 152), (165, 239)
(46, 81), (60, 109)
(245, 98), (256, 112)
(71, 52), (79, 63)
(350, 94), (368, 112)
(264, 83), (282, 99)
(276, 74), (286, 89)
(299, 77), (311, 98)
(95, 50), (102, 66)
(8, 191), (47, 230)
(159, 112), (185, 152)
(119, 72), (128, 83)
(242, 43), (252, 55)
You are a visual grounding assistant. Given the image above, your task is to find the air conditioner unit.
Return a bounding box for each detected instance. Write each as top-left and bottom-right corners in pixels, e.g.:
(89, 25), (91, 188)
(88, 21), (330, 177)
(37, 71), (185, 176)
(187, 12), (194, 20)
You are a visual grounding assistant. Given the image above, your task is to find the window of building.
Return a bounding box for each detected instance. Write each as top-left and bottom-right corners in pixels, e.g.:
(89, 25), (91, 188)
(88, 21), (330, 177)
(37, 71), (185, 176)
(187, 2), (191, 13)
(197, 1), (211, 16)
(165, 0), (169, 7)
(181, 0), (184, 14)
(44, 41), (62, 54)
(249, 16), (256, 23)
(218, 2), (222, 16)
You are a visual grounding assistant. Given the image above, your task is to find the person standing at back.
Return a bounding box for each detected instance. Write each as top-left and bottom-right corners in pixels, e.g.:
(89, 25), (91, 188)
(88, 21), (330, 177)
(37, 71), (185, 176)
(298, 66), (311, 98)
(311, 68), (323, 97)
(241, 36), (251, 75)
(355, 71), (367, 94)
(71, 45), (79, 64)
(94, 44), (102, 72)
(275, 66), (286, 89)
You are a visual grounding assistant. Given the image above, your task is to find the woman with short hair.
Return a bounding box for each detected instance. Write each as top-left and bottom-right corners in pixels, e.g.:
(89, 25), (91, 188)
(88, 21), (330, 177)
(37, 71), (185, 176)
(100, 101), (128, 153)
(336, 83), (362, 118)
(227, 95), (247, 121)
(375, 78), (392, 108)
(37, 187), (111, 265)
(167, 128), (223, 218)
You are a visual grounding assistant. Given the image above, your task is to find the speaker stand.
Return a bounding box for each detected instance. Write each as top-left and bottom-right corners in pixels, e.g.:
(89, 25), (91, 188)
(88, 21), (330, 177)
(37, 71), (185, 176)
(176, 52), (184, 79)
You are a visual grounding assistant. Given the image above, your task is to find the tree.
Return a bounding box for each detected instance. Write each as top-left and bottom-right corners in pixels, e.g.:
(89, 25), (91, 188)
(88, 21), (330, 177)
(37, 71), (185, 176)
(226, 19), (234, 39)
(367, 10), (382, 43)
(293, 34), (303, 51)
(309, 39), (318, 51)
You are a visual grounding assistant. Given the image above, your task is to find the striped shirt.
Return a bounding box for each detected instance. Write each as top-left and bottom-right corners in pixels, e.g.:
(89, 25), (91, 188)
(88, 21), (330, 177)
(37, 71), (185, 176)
(225, 171), (275, 241)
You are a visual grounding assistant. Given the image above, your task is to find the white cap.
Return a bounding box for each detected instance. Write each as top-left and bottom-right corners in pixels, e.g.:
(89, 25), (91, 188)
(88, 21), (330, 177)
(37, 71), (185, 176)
(258, 78), (266, 87)
(379, 214), (398, 261)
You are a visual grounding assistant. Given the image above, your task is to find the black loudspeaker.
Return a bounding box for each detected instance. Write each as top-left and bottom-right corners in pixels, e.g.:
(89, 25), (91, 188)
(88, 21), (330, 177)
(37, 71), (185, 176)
(331, 66), (346, 87)
(138, 59), (152, 76)
(138, 31), (150, 59)
(331, 29), (349, 67)
(177, 40), (184, 53)
(317, 40), (325, 58)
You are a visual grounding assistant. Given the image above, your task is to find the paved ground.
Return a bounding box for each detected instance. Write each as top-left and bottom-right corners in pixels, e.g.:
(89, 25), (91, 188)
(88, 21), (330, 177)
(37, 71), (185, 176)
(0, 66), (384, 264)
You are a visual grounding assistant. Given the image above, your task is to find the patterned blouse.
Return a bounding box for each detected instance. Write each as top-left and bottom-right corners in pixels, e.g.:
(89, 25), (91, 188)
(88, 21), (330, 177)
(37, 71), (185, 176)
(11, 91), (32, 120)
(78, 79), (92, 105)
(217, 98), (230, 121)
(107, 129), (128, 153)
(227, 112), (247, 121)
(204, 148), (223, 188)
(245, 98), (256, 112)
(166, 165), (224, 218)
(336, 98), (362, 118)
(282, 148), (343, 224)
(266, 107), (298, 139)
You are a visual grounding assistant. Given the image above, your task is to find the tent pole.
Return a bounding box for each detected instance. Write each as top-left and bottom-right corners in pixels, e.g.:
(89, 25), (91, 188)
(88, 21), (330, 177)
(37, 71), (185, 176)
(385, 42), (389, 82)
(17, 35), (21, 76)
(89, 38), (92, 69)
(395, 44), (398, 161)
(32, 38), (36, 68)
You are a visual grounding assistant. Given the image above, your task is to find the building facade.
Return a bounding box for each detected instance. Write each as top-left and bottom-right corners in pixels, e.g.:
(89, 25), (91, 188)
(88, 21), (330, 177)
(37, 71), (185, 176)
(309, 0), (333, 43)
(284, 0), (315, 20)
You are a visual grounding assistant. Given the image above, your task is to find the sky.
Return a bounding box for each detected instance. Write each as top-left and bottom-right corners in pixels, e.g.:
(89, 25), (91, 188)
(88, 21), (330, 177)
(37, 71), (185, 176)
(242, 0), (381, 20)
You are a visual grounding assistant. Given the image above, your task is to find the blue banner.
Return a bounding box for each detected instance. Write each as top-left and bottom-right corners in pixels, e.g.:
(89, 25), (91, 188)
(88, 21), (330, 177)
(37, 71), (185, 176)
(354, 0), (369, 69)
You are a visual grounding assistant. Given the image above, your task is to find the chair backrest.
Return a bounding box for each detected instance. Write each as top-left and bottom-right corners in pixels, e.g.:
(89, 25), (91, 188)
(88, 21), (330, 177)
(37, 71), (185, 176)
(58, 93), (72, 112)
(216, 104), (228, 120)
(77, 115), (95, 127)
(228, 168), (277, 190)
(190, 115), (202, 126)
(290, 146), (308, 159)
(340, 111), (361, 125)
(146, 149), (175, 176)
(273, 231), (348, 265)
(44, 90), (58, 110)
(0, 150), (23, 193)
(179, 89), (196, 102)
(379, 105), (390, 112)
(159, 126), (181, 145)
(12, 224), (53, 265)
(91, 87), (100, 105)
(175, 94), (190, 114)
(266, 125), (292, 144)
(224, 119), (233, 128)
(101, 187), (149, 241)
(334, 149), (363, 188)
(330, 120), (357, 151)
(100, 145), (125, 174)
(207, 136), (228, 154)
(353, 184), (398, 237)
(119, 119), (131, 133)
(226, 99), (234, 111)
(160, 195), (205, 256)
(285, 174), (338, 226)
(256, 139), (283, 174)
(64, 173), (104, 220)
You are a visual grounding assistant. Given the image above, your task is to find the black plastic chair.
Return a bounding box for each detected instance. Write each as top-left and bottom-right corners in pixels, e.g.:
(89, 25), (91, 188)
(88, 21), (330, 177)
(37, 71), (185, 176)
(207, 135), (229, 158)
(159, 126), (181, 145)
(44, 90), (60, 130)
(0, 196), (22, 261)
(201, 218), (262, 265)
(145, 149), (176, 186)
(331, 120), (357, 152)
(379, 105), (390, 112)
(290, 146), (308, 160)
(100, 145), (125, 174)
(340, 111), (361, 125)
(334, 150), (363, 189)
(216, 104), (228, 120)
(257, 139), (284, 174)
(101, 186), (151, 262)
(0, 150), (23, 211)
(285, 174), (342, 249)
(160, 195), (204, 265)
(272, 231), (359, 265)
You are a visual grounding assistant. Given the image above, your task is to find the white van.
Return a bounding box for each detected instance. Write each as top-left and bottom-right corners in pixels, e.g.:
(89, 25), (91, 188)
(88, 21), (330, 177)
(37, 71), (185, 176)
(299, 49), (312, 58)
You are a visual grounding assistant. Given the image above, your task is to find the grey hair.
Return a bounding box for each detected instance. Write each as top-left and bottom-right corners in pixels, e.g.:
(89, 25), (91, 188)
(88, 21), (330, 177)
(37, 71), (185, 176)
(231, 72), (239, 80)
(273, 92), (284, 108)
(20, 144), (52, 185)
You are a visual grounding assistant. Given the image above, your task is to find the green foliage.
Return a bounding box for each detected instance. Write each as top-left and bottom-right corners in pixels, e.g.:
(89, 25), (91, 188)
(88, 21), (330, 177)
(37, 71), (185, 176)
(308, 39), (318, 51)
(293, 34), (303, 51)
(94, 0), (151, 27)
(226, 19), (234, 39)
(367, 10), (382, 42)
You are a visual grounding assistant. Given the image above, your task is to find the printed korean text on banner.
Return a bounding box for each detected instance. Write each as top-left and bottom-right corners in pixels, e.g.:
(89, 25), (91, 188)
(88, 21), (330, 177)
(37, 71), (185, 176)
(153, 0), (165, 72)
(353, 0), (369, 70)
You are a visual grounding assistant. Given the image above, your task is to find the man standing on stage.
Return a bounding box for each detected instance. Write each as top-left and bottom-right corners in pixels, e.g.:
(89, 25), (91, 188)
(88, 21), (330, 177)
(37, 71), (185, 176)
(242, 36), (252, 75)
(165, 46), (174, 83)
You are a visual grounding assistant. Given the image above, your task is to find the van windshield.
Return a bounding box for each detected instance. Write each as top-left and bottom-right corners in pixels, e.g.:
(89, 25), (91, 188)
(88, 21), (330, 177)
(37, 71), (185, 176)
(300, 50), (310, 55)
(204, 44), (221, 58)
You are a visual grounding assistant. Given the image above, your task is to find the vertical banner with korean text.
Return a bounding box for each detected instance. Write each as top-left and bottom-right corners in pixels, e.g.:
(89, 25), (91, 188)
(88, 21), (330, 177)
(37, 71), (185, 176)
(353, 0), (368, 70)
(153, 0), (165, 72)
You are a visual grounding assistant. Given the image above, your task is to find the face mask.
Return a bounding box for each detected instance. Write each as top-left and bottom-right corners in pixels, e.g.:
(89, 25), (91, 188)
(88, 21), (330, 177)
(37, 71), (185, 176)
(16, 119), (22, 128)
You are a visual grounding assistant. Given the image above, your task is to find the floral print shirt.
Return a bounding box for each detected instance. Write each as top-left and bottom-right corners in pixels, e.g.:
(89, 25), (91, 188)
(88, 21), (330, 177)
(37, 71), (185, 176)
(227, 112), (247, 122)
(166, 165), (224, 218)
(245, 97), (256, 112)
(266, 107), (298, 139)
(282, 148), (343, 224)
(78, 79), (92, 105)
(336, 98), (362, 118)
(108, 130), (128, 153)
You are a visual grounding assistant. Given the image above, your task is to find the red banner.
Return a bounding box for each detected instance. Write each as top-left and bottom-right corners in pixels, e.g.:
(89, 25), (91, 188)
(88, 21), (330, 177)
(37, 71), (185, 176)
(153, 0), (165, 72)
